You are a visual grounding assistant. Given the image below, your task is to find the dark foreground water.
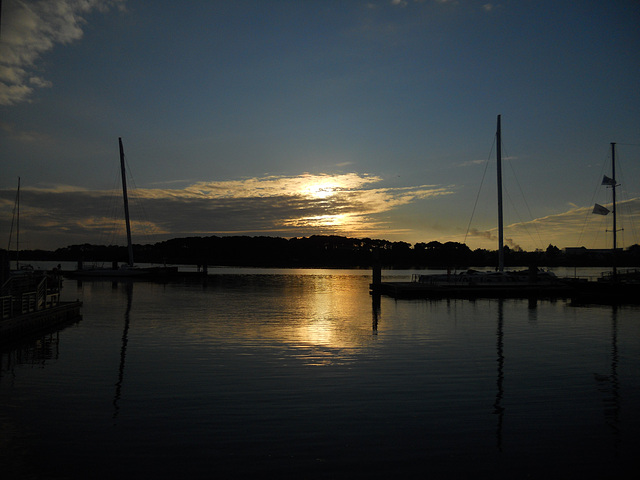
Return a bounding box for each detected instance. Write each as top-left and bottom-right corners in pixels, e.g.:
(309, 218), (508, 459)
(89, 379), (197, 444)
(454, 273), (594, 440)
(1, 269), (639, 479)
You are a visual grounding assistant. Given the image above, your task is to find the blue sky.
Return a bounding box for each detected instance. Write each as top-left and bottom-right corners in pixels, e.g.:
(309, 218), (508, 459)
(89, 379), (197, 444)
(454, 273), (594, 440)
(1, 0), (639, 252)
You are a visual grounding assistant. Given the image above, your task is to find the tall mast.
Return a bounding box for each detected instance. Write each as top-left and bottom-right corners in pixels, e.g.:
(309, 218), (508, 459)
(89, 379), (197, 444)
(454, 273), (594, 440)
(15, 177), (20, 270)
(7, 177), (21, 269)
(119, 138), (134, 266)
(611, 142), (617, 276)
(16, 177), (20, 270)
(496, 115), (504, 272)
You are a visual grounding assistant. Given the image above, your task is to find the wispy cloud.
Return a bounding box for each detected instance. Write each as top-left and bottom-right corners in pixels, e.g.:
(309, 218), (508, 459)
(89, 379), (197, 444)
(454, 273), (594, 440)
(458, 159), (486, 167)
(462, 199), (640, 251)
(0, 0), (126, 105)
(0, 120), (55, 144)
(0, 173), (453, 249)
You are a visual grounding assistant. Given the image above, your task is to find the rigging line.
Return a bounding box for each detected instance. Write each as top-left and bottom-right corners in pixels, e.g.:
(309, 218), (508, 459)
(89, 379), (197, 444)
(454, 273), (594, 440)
(7, 177), (19, 252)
(123, 156), (148, 238)
(501, 143), (542, 250)
(612, 149), (639, 246)
(123, 153), (157, 240)
(95, 147), (121, 248)
(576, 145), (611, 247)
(591, 215), (607, 249)
(105, 167), (123, 247)
(464, 136), (495, 246)
(94, 162), (123, 259)
(501, 183), (532, 250)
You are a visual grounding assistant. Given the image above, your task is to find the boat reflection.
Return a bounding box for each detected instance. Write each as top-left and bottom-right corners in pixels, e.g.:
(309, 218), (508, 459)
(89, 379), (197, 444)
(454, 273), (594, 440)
(1, 333), (62, 376)
(1, 315), (81, 378)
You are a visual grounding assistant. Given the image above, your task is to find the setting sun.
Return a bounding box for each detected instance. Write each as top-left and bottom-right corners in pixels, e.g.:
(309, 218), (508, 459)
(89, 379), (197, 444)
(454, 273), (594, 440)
(300, 178), (340, 199)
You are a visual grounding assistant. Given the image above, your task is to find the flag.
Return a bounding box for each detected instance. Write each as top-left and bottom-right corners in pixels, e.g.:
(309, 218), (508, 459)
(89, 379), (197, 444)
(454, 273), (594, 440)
(592, 203), (610, 215)
(601, 175), (616, 186)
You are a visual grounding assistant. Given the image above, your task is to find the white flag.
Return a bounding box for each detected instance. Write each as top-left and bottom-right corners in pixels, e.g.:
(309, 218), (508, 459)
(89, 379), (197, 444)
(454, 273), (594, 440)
(592, 203), (610, 215)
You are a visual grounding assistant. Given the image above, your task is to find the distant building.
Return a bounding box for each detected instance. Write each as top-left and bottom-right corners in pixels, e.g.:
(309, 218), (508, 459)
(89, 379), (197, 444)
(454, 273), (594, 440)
(564, 247), (588, 255)
(564, 247), (622, 255)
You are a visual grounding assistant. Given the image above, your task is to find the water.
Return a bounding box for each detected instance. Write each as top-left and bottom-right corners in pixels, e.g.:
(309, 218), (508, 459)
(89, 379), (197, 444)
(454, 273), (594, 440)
(1, 269), (639, 479)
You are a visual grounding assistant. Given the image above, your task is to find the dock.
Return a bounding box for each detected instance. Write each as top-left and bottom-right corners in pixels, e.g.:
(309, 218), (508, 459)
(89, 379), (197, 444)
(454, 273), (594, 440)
(370, 281), (574, 299)
(0, 301), (82, 341)
(1, 272), (82, 342)
(369, 266), (575, 300)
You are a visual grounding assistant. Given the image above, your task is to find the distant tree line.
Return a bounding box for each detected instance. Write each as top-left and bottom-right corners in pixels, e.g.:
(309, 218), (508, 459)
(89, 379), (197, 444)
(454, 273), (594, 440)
(5, 235), (640, 269)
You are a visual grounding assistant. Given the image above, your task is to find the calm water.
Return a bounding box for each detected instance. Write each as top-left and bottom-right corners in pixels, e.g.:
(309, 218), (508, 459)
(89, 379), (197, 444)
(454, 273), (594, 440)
(1, 268), (639, 479)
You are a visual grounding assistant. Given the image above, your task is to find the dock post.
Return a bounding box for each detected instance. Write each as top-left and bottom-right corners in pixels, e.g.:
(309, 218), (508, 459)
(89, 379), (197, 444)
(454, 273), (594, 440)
(528, 265), (537, 283)
(372, 249), (381, 285)
(373, 264), (381, 285)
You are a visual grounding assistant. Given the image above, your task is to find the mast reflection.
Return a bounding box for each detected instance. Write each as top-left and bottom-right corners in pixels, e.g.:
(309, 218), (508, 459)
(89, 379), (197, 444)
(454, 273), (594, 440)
(113, 282), (133, 422)
(493, 299), (505, 452)
(595, 306), (620, 452)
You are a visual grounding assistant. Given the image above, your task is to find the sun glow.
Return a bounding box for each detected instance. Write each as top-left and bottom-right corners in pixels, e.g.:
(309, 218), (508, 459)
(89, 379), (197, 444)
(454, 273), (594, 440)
(285, 214), (351, 227)
(300, 178), (341, 199)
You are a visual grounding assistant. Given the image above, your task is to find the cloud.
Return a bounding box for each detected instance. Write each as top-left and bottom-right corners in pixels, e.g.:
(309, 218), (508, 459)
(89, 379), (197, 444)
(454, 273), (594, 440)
(458, 159), (487, 167)
(0, 173), (454, 249)
(0, 120), (55, 144)
(7, 171), (638, 251)
(462, 198), (640, 251)
(0, 0), (126, 105)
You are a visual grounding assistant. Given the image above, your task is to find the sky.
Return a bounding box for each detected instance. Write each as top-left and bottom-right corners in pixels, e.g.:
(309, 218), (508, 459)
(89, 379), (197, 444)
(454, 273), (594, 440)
(1, 0), (639, 253)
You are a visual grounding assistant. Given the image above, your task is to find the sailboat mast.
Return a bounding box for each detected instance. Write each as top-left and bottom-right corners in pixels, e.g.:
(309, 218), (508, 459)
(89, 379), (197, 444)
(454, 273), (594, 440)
(15, 177), (20, 270)
(119, 138), (134, 266)
(496, 115), (504, 272)
(7, 177), (21, 270)
(611, 142), (617, 276)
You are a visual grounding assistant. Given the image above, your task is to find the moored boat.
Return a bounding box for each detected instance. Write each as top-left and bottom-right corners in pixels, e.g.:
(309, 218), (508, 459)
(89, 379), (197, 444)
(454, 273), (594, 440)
(66, 138), (178, 279)
(371, 115), (571, 299)
(566, 143), (640, 304)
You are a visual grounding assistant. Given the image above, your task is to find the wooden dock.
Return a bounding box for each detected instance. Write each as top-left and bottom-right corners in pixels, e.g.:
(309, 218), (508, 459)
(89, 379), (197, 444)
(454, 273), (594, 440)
(0, 300), (82, 341)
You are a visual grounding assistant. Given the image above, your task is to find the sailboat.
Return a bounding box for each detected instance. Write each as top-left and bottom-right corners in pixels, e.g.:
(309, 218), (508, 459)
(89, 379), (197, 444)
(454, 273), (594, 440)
(1, 180), (82, 335)
(569, 142), (640, 303)
(371, 115), (569, 298)
(68, 138), (177, 279)
(5, 177), (39, 276)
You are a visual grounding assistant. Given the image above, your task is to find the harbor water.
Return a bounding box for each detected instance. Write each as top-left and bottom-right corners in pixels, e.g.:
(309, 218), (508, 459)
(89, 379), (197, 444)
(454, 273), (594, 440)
(1, 267), (639, 479)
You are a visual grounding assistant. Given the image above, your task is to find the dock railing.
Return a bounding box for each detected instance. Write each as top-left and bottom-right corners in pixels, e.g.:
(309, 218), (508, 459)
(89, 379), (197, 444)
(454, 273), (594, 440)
(1, 274), (61, 320)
